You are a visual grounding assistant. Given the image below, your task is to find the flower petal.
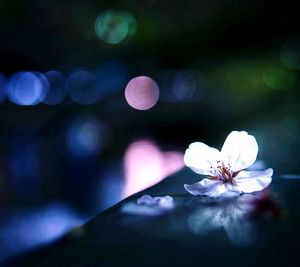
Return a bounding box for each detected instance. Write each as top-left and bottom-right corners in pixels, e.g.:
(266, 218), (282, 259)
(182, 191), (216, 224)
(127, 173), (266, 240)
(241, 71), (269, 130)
(234, 168), (273, 193)
(222, 184), (242, 197)
(221, 131), (258, 172)
(184, 178), (226, 197)
(184, 142), (221, 175)
(122, 195), (174, 216)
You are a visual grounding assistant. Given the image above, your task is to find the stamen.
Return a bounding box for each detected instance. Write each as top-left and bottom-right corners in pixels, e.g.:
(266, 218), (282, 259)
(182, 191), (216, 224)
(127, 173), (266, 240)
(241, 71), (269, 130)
(209, 161), (234, 183)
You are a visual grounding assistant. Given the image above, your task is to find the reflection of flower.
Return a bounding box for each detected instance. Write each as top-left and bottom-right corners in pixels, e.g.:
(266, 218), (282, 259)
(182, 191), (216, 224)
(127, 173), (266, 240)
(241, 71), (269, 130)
(188, 195), (257, 247)
(121, 195), (174, 216)
(184, 131), (273, 197)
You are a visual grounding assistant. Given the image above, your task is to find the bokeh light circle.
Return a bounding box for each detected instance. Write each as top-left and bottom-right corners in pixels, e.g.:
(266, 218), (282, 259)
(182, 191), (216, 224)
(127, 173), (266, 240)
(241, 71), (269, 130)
(280, 38), (300, 70)
(173, 69), (206, 102)
(94, 10), (137, 44)
(262, 66), (297, 90)
(67, 70), (99, 105)
(94, 60), (128, 97)
(7, 72), (48, 105)
(66, 114), (110, 158)
(43, 71), (67, 105)
(157, 69), (205, 103)
(123, 139), (184, 197)
(124, 76), (160, 110)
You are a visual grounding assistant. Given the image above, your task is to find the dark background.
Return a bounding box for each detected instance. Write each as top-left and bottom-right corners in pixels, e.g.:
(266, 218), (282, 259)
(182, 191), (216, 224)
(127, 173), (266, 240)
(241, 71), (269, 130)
(0, 0), (300, 262)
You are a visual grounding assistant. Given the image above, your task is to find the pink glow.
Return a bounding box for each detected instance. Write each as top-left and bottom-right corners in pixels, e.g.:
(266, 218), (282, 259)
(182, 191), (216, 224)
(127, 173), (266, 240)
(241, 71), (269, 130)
(123, 140), (184, 198)
(124, 76), (160, 110)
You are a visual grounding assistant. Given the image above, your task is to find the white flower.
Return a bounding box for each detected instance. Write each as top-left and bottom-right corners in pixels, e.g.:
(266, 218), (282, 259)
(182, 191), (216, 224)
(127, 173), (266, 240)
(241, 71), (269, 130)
(121, 195), (174, 216)
(184, 131), (273, 197)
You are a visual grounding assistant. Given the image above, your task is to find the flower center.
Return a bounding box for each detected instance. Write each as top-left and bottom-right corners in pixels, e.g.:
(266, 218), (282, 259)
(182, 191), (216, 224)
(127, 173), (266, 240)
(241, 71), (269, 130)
(209, 161), (235, 183)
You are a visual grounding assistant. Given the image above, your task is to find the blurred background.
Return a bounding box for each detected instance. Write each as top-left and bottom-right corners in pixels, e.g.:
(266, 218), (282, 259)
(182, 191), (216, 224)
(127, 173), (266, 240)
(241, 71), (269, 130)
(0, 0), (300, 262)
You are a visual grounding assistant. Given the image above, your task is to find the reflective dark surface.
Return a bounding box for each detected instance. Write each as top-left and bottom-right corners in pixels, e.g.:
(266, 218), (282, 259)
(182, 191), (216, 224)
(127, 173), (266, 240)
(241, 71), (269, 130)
(5, 169), (300, 267)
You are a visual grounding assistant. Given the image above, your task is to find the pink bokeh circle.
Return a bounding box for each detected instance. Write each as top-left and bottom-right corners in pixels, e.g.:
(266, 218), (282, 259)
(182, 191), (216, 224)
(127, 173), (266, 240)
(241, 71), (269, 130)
(124, 76), (160, 110)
